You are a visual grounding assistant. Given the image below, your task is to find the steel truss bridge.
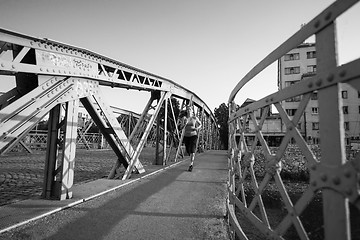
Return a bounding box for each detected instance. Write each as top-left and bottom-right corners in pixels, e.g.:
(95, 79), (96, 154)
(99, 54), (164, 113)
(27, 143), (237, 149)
(228, 0), (360, 239)
(1, 1), (360, 239)
(0, 28), (220, 201)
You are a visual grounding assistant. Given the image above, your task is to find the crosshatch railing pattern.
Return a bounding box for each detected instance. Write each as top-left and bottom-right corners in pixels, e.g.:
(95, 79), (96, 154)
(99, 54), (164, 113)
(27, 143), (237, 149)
(227, 1), (360, 239)
(9, 131), (105, 152)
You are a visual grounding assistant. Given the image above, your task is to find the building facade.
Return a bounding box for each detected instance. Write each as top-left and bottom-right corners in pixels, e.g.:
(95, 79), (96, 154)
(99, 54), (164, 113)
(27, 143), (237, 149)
(278, 43), (360, 146)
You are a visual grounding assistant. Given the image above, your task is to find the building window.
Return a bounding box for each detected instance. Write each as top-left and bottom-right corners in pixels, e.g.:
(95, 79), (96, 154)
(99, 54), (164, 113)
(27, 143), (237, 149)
(312, 107), (319, 114)
(307, 65), (317, 73)
(343, 106), (348, 114)
(358, 106), (360, 113)
(311, 92), (318, 100)
(285, 96), (301, 102)
(286, 109), (297, 116)
(307, 51), (316, 59)
(285, 67), (300, 75)
(344, 122), (350, 131)
(284, 53), (300, 61)
(342, 91), (348, 99)
(285, 80), (299, 87)
(312, 122), (319, 130)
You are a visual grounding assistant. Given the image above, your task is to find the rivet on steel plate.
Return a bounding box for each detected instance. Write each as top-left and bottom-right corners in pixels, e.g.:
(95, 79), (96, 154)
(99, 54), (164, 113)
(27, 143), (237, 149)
(344, 169), (351, 178)
(339, 70), (346, 78)
(333, 177), (340, 185)
(314, 20), (320, 28)
(327, 74), (334, 82)
(325, 12), (332, 21)
(321, 174), (327, 181)
(316, 79), (322, 87)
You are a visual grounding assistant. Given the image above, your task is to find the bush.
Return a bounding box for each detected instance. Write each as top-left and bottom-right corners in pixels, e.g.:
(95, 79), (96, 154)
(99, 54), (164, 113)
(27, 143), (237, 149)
(250, 145), (321, 181)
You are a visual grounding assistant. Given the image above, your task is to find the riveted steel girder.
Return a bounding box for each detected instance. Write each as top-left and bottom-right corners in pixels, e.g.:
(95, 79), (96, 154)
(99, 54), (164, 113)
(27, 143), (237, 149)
(0, 27), (220, 200)
(0, 28), (216, 125)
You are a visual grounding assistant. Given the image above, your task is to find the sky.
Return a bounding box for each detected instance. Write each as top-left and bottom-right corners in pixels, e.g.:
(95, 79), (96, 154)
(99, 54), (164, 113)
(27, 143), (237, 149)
(0, 0), (359, 114)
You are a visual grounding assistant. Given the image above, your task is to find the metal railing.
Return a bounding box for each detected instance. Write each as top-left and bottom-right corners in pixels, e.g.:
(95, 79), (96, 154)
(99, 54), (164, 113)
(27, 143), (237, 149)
(227, 0), (360, 239)
(9, 130), (106, 153)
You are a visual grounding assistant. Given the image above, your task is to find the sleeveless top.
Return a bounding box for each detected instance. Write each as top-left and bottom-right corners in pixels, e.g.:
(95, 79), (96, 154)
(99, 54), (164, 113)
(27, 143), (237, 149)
(184, 117), (199, 137)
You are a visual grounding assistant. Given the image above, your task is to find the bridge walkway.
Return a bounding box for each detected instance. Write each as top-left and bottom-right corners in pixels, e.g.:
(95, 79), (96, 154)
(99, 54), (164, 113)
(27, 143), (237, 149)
(0, 150), (230, 240)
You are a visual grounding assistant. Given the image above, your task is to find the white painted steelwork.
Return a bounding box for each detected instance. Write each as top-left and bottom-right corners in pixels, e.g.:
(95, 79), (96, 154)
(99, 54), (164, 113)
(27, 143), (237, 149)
(0, 28), (219, 201)
(227, 0), (360, 239)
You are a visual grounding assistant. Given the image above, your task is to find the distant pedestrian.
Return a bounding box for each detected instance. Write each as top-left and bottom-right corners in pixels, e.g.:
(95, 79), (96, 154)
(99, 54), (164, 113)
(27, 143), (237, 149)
(182, 106), (202, 172)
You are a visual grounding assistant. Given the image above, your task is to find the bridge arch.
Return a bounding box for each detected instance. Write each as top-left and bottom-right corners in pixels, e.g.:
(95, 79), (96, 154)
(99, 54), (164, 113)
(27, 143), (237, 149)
(0, 28), (219, 200)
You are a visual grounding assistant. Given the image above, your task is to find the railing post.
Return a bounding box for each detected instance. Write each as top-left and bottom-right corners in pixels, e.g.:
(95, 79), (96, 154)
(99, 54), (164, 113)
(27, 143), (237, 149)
(316, 22), (350, 240)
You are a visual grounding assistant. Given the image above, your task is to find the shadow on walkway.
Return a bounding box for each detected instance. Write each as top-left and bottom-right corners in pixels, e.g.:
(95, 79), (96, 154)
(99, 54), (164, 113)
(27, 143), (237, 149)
(0, 150), (229, 240)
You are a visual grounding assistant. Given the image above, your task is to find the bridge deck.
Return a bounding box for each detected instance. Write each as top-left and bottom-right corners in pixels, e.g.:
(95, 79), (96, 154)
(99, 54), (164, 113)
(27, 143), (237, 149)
(0, 151), (230, 239)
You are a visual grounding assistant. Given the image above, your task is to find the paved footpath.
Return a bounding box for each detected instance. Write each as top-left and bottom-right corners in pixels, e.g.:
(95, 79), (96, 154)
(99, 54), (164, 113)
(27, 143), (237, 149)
(0, 150), (230, 240)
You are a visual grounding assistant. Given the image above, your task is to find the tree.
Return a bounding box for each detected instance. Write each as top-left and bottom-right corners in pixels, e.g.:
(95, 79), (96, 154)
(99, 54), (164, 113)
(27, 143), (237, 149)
(214, 103), (229, 150)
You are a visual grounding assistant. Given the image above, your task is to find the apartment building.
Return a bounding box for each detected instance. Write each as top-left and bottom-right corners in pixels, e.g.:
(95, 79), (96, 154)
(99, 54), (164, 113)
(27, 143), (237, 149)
(278, 43), (360, 146)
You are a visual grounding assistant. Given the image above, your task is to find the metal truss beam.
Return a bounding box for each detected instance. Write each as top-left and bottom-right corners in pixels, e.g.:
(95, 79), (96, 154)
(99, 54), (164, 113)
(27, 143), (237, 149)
(122, 91), (171, 179)
(81, 92), (145, 178)
(0, 28), (216, 123)
(0, 27), (220, 202)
